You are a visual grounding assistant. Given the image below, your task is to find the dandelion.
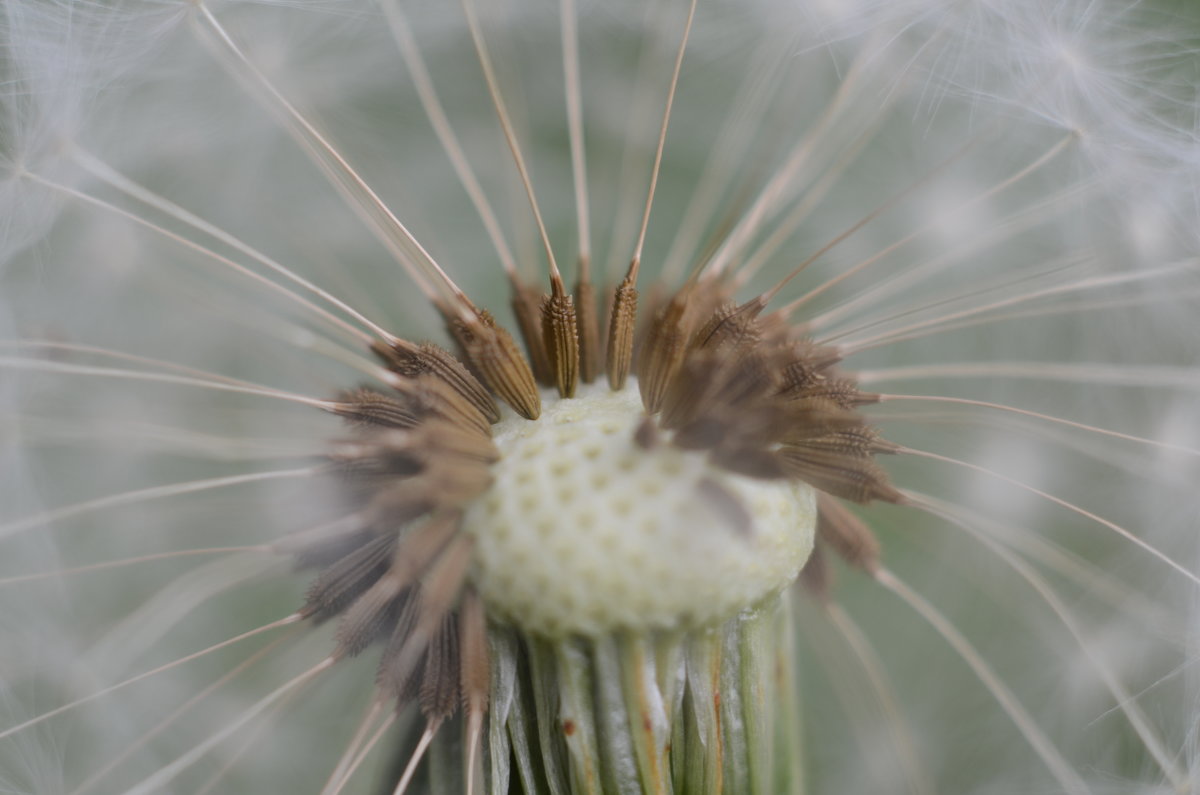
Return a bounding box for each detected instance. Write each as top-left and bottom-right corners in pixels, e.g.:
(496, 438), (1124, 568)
(1, 0), (1199, 793)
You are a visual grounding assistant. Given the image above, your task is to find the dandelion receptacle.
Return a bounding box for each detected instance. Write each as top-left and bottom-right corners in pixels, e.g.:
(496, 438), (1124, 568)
(2, 0), (1199, 793)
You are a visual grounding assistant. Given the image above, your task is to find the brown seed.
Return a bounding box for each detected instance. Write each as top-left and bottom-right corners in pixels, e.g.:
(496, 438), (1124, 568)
(378, 590), (426, 703)
(606, 276), (638, 391)
(371, 340), (500, 424)
(815, 494), (882, 574)
(636, 290), (690, 413)
(458, 589), (490, 714)
(328, 419), (496, 495)
(792, 375), (878, 408)
(778, 342), (843, 393)
(460, 310), (542, 420)
(368, 422), (498, 466)
(574, 271), (600, 384)
(327, 436), (425, 485)
(379, 535), (475, 706)
(366, 457), (493, 522)
(774, 399), (864, 444)
(388, 511), (463, 583)
(303, 532), (397, 623)
(420, 614), (462, 722)
(786, 428), (899, 457)
(779, 446), (902, 504)
(662, 347), (782, 431)
(542, 274), (580, 398)
(691, 296), (766, 353)
(510, 276), (554, 386)
(376, 372), (491, 437)
(416, 344), (501, 423)
(333, 387), (421, 430)
(417, 374), (494, 437)
(335, 582), (412, 657)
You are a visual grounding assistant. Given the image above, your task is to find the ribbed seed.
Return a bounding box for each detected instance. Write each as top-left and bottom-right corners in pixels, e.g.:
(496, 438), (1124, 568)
(779, 448), (902, 504)
(510, 276), (554, 386)
(420, 614), (461, 721)
(417, 344), (501, 423)
(636, 292), (691, 414)
(459, 589), (490, 716)
(543, 274), (580, 398)
(692, 297), (765, 353)
(390, 374), (492, 437)
(371, 339), (500, 424)
(575, 274), (600, 384)
(459, 310), (542, 420)
(329, 508), (459, 655)
(333, 388), (420, 429)
(606, 277), (638, 391)
(815, 493), (882, 573)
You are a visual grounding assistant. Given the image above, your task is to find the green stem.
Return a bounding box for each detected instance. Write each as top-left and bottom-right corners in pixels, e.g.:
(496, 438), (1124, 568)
(477, 593), (805, 794)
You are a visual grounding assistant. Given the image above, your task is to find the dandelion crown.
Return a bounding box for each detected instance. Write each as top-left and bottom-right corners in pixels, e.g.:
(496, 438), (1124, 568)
(1, 0), (1198, 793)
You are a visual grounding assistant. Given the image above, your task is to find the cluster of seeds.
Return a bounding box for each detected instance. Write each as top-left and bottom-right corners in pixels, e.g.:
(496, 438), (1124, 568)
(295, 260), (899, 787)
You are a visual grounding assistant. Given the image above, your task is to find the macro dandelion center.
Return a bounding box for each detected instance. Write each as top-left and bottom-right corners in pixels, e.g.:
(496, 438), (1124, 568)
(2, 0), (1199, 793)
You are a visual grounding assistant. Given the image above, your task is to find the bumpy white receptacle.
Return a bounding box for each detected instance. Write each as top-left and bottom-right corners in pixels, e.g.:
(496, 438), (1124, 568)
(462, 381), (816, 637)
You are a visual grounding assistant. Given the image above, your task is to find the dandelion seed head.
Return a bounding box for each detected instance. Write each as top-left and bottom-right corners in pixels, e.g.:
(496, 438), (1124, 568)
(2, 0), (1200, 791)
